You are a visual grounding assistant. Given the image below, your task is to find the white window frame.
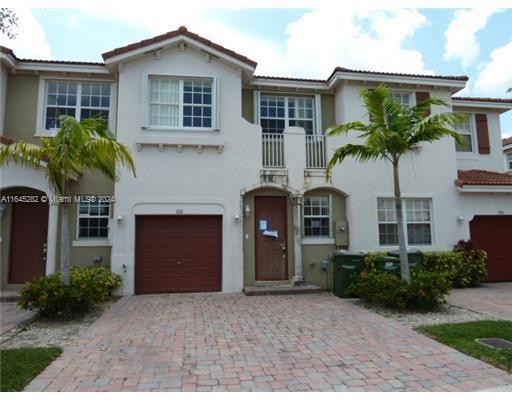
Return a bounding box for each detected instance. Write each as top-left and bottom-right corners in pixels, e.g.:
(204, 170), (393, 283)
(454, 113), (476, 154)
(507, 152), (512, 171)
(74, 199), (111, 245)
(377, 197), (434, 247)
(35, 77), (115, 136)
(303, 195), (332, 239)
(143, 75), (218, 131)
(389, 90), (415, 108)
(257, 92), (318, 135)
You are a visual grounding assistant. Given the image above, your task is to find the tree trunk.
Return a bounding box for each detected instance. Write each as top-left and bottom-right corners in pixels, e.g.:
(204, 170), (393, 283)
(392, 160), (411, 284)
(60, 203), (71, 284)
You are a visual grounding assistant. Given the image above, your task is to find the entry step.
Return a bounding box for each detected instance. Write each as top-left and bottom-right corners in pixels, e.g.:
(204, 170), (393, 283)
(243, 284), (324, 296)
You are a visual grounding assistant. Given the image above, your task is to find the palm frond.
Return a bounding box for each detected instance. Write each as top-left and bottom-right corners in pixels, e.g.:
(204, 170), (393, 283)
(326, 144), (382, 181)
(0, 141), (47, 169)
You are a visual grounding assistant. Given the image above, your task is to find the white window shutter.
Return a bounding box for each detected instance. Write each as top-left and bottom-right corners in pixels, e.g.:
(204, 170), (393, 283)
(253, 91), (260, 125)
(314, 94), (322, 135)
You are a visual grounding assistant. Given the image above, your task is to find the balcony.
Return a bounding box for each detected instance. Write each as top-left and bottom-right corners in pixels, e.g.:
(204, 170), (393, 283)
(305, 135), (326, 169)
(261, 131), (326, 169)
(262, 133), (285, 168)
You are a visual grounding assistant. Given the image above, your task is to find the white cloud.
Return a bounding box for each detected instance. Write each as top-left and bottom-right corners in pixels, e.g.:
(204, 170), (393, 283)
(0, 8), (51, 59)
(77, 4), (431, 78)
(283, 8), (430, 78)
(473, 39), (512, 96)
(444, 8), (497, 68)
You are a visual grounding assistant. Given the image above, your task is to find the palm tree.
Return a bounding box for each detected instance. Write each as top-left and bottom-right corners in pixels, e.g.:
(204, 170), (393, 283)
(326, 85), (465, 283)
(0, 116), (135, 284)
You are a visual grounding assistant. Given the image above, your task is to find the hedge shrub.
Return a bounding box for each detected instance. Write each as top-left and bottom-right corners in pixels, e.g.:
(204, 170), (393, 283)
(424, 240), (487, 288)
(20, 266), (122, 318)
(357, 269), (451, 310)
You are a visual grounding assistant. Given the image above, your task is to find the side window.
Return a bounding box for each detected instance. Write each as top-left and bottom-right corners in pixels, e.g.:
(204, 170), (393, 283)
(77, 200), (110, 240)
(303, 196), (331, 237)
(45, 81), (111, 130)
(454, 113), (474, 152)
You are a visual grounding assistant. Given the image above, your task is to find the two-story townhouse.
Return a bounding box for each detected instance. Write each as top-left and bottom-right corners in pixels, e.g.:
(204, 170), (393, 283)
(1, 27), (511, 295)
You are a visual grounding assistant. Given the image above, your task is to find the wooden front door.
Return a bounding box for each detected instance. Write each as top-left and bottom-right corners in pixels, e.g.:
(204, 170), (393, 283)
(9, 201), (49, 284)
(255, 196), (288, 281)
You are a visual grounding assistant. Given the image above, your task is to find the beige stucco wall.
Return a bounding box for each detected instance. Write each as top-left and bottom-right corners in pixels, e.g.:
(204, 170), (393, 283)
(321, 94), (336, 133)
(241, 187), (347, 289)
(301, 188), (347, 289)
(4, 74), (39, 143)
(0, 63), (7, 133)
(242, 88), (254, 123)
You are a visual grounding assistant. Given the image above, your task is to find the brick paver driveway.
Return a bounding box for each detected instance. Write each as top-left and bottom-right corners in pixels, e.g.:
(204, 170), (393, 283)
(448, 282), (512, 320)
(26, 293), (512, 392)
(0, 302), (34, 336)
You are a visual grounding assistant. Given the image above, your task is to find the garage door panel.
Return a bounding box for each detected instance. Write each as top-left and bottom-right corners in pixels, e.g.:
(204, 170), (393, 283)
(470, 216), (512, 282)
(135, 215), (222, 294)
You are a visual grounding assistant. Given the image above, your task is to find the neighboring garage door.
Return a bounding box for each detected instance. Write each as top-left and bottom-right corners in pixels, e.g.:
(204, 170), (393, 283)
(135, 215), (222, 294)
(470, 216), (512, 282)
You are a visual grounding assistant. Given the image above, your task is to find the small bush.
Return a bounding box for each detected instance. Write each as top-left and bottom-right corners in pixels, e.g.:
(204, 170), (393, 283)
(424, 241), (487, 288)
(20, 266), (122, 318)
(453, 240), (487, 287)
(363, 252), (387, 271)
(357, 269), (450, 311)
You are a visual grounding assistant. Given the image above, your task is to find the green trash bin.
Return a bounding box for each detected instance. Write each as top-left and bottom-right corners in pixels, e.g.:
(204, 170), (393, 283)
(387, 249), (423, 272)
(331, 251), (365, 298)
(375, 256), (401, 276)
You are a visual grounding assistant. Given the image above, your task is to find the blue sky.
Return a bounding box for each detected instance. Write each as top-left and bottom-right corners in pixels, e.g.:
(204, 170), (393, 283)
(3, 7), (512, 136)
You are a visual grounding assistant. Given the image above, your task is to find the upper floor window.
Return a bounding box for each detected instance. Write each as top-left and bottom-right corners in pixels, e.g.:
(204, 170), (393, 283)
(303, 196), (331, 237)
(45, 82), (111, 130)
(454, 113), (474, 152)
(507, 153), (512, 171)
(259, 94), (316, 135)
(77, 199), (110, 240)
(390, 91), (413, 108)
(148, 77), (213, 129)
(377, 197), (432, 246)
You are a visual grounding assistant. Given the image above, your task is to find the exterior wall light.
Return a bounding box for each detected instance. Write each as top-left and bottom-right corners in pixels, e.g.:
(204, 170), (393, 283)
(244, 204), (251, 218)
(233, 214), (241, 223)
(116, 214), (124, 222)
(456, 215), (465, 223)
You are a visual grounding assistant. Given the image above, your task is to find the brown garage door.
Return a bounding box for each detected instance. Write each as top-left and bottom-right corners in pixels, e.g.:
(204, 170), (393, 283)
(470, 216), (512, 282)
(135, 215), (222, 294)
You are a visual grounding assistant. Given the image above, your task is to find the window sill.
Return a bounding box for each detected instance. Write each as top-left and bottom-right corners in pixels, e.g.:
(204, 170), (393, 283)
(302, 238), (335, 245)
(142, 127), (219, 133)
(72, 240), (111, 247)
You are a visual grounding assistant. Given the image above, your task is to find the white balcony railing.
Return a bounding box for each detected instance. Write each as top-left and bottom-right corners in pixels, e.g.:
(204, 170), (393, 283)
(306, 135), (326, 168)
(262, 133), (285, 168)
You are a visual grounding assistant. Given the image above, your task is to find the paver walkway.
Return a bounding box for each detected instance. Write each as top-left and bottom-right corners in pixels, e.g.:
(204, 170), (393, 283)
(0, 301), (34, 337)
(25, 293), (512, 392)
(448, 282), (512, 320)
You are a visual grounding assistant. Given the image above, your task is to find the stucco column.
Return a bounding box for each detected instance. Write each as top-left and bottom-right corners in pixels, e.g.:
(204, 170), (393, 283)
(45, 201), (58, 275)
(291, 194), (305, 286)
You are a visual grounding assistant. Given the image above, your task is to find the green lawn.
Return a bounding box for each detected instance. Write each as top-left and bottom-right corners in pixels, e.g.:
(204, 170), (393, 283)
(0, 347), (62, 392)
(418, 320), (512, 371)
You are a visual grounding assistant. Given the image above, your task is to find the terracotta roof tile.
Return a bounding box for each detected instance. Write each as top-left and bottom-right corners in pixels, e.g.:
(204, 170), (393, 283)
(453, 97), (512, 104)
(1, 44), (105, 66)
(456, 169), (512, 186)
(503, 137), (512, 146)
(102, 26), (257, 68)
(328, 66), (469, 82)
(253, 75), (326, 83)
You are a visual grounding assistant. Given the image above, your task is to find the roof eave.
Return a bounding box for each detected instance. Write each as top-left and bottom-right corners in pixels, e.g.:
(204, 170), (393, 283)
(457, 184), (512, 193)
(328, 71), (467, 92)
(103, 35), (256, 74)
(248, 77), (328, 91)
(452, 99), (512, 112)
